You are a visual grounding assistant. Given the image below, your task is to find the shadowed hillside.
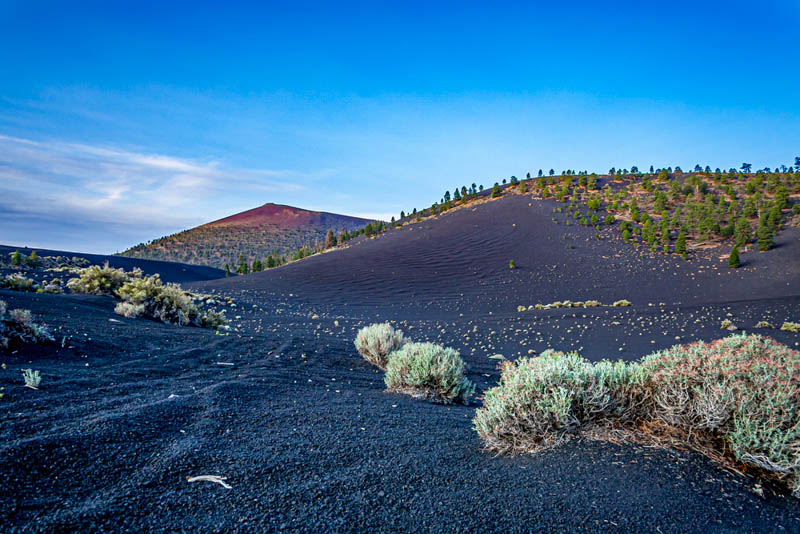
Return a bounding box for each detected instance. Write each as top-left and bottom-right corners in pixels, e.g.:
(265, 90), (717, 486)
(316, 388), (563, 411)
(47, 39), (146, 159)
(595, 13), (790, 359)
(120, 203), (375, 270)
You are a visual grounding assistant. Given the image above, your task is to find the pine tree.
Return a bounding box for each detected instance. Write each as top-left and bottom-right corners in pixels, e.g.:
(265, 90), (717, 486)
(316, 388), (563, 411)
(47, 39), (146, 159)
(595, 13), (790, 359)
(728, 245), (740, 268)
(675, 231), (687, 258)
(491, 184), (501, 198)
(10, 250), (21, 266)
(26, 250), (40, 267)
(734, 217), (752, 246)
(236, 254), (249, 274)
(325, 229), (336, 249)
(757, 216), (774, 251)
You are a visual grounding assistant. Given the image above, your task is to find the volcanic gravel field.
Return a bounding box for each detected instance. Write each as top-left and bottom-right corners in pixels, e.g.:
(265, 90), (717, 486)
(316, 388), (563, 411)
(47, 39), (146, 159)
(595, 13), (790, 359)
(2, 193), (800, 532)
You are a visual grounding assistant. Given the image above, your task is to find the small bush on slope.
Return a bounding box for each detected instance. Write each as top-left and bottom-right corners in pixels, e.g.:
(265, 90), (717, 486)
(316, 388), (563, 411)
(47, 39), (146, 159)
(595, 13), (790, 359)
(384, 342), (474, 404)
(0, 300), (53, 350)
(474, 334), (800, 496)
(114, 301), (145, 318)
(1, 273), (36, 292)
(354, 322), (406, 369)
(67, 263), (140, 296)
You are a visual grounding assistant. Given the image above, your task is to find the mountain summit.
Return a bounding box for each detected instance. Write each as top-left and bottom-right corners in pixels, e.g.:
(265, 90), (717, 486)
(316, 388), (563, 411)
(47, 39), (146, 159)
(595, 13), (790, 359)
(121, 203), (375, 269)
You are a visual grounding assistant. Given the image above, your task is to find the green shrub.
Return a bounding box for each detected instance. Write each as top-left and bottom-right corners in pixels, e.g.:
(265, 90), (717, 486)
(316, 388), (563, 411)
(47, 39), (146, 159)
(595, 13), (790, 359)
(474, 350), (649, 453)
(384, 342), (474, 404)
(509, 260), (516, 269)
(354, 322), (406, 369)
(67, 263), (140, 296)
(0, 300), (53, 349)
(1, 273), (36, 292)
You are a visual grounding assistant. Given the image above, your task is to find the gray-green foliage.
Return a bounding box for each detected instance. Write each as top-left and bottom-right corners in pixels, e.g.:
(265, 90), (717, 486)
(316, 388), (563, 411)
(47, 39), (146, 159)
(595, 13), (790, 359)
(354, 322), (406, 369)
(384, 342), (474, 404)
(22, 368), (41, 389)
(474, 350), (649, 453)
(641, 334), (800, 495)
(1, 273), (36, 292)
(475, 334), (800, 496)
(67, 263), (140, 296)
(0, 300), (53, 350)
(117, 274), (226, 328)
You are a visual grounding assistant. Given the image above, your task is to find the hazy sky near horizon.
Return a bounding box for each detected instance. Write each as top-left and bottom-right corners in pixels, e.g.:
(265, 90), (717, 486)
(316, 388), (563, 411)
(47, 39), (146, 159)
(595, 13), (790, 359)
(1, 1), (799, 253)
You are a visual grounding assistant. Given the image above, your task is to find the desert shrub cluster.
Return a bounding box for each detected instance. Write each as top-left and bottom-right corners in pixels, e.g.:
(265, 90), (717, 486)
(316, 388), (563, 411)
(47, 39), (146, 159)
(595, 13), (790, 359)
(0, 300), (53, 350)
(474, 334), (800, 496)
(67, 263), (140, 296)
(60, 264), (228, 329)
(354, 323), (474, 404)
(0, 273), (64, 294)
(1, 273), (36, 292)
(116, 274), (228, 328)
(2, 250), (89, 271)
(525, 299), (628, 310)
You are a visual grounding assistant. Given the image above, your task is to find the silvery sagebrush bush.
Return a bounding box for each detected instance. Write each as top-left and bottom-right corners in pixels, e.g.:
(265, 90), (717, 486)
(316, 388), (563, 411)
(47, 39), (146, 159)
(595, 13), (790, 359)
(354, 322), (406, 369)
(384, 342), (474, 404)
(474, 350), (649, 454)
(474, 334), (800, 496)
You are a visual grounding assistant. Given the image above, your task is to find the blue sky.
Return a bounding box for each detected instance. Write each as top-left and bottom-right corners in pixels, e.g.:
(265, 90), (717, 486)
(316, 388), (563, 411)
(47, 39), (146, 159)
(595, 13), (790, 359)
(1, 1), (799, 253)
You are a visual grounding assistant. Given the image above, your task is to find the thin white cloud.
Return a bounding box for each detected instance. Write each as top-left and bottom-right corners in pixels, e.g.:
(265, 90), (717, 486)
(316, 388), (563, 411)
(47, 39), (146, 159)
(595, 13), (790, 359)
(0, 133), (319, 252)
(0, 133), (306, 220)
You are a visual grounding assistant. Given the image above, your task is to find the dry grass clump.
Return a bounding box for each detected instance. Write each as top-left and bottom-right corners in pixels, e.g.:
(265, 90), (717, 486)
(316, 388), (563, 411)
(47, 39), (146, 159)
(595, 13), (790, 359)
(0, 300), (53, 350)
(528, 300), (621, 310)
(384, 342), (474, 404)
(354, 322), (406, 369)
(720, 319), (736, 330)
(475, 334), (800, 496)
(67, 263), (140, 296)
(1, 273), (36, 292)
(755, 321), (775, 329)
(781, 322), (800, 333)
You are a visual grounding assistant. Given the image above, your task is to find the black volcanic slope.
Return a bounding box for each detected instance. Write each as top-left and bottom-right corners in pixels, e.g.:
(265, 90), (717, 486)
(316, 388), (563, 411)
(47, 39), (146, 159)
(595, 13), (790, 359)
(1, 193), (799, 532)
(120, 203), (374, 269)
(0, 244), (224, 283)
